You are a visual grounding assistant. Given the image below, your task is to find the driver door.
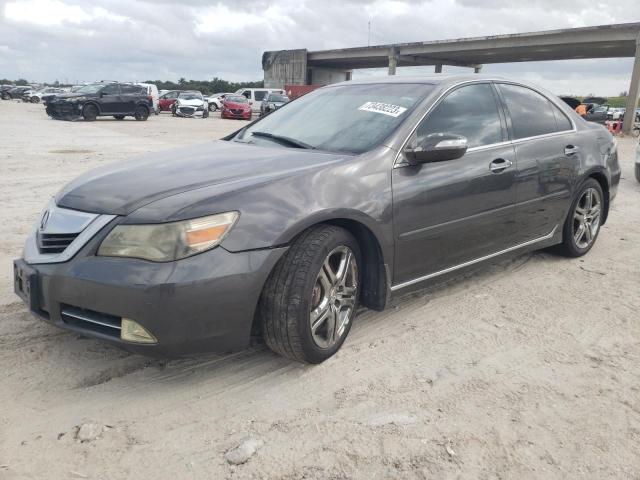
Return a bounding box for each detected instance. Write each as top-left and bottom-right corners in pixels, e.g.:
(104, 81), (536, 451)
(392, 82), (517, 286)
(99, 83), (122, 114)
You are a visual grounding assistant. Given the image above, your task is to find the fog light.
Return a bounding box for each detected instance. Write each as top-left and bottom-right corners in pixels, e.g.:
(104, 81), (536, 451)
(121, 318), (157, 344)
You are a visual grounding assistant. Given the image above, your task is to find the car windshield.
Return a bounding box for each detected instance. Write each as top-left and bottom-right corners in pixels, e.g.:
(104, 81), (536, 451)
(234, 83), (434, 154)
(75, 84), (104, 94)
(226, 95), (248, 103)
(179, 92), (202, 100)
(268, 94), (289, 103)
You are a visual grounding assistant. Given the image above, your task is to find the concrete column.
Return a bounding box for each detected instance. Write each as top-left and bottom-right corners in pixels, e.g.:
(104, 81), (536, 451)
(388, 47), (399, 76)
(474, 65), (483, 74)
(435, 64), (442, 73)
(622, 36), (640, 134)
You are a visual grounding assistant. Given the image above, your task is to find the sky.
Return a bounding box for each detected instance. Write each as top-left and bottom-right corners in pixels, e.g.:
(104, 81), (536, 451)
(1, 0), (639, 96)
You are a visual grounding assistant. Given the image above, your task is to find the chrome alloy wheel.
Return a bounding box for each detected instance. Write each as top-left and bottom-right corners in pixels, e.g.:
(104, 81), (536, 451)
(573, 187), (601, 249)
(310, 246), (358, 349)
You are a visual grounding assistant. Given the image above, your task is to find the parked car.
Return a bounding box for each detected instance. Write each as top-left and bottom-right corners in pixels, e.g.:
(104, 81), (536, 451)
(13, 75), (620, 363)
(172, 90), (209, 118)
(584, 105), (610, 124)
(208, 92), (234, 112)
(45, 82), (152, 121)
(235, 88), (285, 113)
(136, 83), (160, 114)
(221, 94), (252, 120)
(22, 87), (66, 103)
(260, 92), (290, 116)
(2, 86), (32, 100)
(40, 88), (70, 105)
(158, 90), (181, 112)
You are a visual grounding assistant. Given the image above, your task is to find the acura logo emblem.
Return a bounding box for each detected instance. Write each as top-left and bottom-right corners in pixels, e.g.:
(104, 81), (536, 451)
(40, 210), (50, 231)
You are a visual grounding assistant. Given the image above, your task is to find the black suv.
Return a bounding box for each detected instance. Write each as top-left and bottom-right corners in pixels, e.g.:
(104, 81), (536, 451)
(46, 83), (152, 121)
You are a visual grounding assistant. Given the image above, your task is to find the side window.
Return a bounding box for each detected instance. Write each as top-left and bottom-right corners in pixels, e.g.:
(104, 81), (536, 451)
(416, 83), (503, 148)
(498, 84), (559, 139)
(551, 103), (573, 131)
(121, 85), (139, 94)
(241, 90), (251, 100)
(101, 84), (120, 95)
(254, 90), (267, 101)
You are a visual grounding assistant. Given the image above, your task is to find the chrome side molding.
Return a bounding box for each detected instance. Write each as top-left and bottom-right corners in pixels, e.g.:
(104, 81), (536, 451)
(390, 226), (558, 292)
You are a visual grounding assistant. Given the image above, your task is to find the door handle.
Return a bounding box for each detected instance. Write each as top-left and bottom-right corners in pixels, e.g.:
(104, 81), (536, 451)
(489, 158), (513, 173)
(564, 145), (580, 156)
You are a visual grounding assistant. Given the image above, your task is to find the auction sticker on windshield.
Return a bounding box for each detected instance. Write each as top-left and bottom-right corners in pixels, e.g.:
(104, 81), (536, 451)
(358, 102), (407, 117)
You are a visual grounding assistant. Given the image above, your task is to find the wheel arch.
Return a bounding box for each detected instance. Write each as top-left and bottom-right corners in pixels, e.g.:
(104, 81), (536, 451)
(82, 101), (102, 114)
(582, 167), (610, 225)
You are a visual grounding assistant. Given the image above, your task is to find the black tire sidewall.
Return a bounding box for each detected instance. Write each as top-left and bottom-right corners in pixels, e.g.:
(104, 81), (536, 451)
(295, 228), (361, 363)
(562, 178), (604, 257)
(135, 106), (149, 121)
(82, 104), (98, 121)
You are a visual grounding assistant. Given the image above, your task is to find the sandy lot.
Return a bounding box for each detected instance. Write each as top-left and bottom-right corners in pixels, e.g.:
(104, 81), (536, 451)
(1, 99), (639, 479)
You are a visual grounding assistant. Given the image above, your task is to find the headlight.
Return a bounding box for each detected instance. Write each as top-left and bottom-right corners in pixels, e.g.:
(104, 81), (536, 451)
(97, 212), (238, 262)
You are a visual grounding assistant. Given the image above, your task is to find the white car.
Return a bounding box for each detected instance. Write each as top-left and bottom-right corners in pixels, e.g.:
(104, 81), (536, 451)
(235, 88), (285, 113)
(207, 92), (234, 112)
(136, 83), (160, 115)
(172, 91), (209, 118)
(23, 87), (66, 103)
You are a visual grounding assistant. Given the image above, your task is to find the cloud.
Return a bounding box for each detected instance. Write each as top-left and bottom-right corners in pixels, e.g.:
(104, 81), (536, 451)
(1, 0), (639, 95)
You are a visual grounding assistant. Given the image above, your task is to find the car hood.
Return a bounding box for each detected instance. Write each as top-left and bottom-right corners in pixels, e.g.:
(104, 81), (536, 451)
(56, 140), (348, 216)
(225, 102), (250, 109)
(177, 99), (204, 107)
(52, 92), (95, 101)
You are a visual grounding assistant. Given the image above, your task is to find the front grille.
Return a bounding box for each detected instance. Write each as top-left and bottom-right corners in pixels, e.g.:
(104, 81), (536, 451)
(179, 106), (195, 115)
(37, 232), (79, 254)
(61, 305), (121, 338)
(232, 109), (244, 115)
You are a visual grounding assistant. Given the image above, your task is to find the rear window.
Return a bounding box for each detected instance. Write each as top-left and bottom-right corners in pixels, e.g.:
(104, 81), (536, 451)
(497, 83), (562, 139)
(121, 85), (143, 94)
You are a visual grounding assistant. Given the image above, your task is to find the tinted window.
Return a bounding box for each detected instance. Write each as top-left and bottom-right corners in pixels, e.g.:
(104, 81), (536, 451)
(498, 84), (559, 139)
(101, 84), (120, 95)
(121, 85), (142, 94)
(254, 90), (267, 101)
(416, 83), (503, 148)
(551, 103), (572, 131)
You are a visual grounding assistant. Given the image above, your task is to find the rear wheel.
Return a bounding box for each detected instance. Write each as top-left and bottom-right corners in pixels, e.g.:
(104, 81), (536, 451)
(209, 103), (217, 112)
(555, 178), (603, 257)
(259, 225), (360, 363)
(82, 104), (98, 121)
(134, 106), (149, 121)
(31, 96), (40, 103)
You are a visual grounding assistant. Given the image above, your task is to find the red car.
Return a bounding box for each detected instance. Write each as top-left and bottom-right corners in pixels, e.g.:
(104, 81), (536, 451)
(158, 90), (182, 112)
(221, 95), (252, 120)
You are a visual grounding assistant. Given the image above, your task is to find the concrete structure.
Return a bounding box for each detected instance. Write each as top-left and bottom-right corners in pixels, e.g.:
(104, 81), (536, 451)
(263, 23), (640, 133)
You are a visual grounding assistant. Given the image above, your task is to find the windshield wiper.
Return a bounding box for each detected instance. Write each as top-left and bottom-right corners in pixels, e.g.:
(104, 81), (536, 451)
(251, 131), (315, 150)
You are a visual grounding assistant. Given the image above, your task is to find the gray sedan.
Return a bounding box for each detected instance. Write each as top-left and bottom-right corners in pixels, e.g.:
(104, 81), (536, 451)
(14, 75), (620, 363)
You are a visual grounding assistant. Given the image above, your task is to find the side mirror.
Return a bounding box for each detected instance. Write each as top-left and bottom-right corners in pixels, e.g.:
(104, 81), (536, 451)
(403, 133), (468, 165)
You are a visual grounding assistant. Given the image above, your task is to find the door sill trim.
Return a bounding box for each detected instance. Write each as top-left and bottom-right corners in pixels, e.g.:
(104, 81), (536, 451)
(390, 226), (558, 292)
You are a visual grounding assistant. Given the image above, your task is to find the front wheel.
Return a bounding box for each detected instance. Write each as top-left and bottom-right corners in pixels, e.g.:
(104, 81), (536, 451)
(134, 106), (149, 121)
(82, 104), (98, 121)
(31, 97), (40, 103)
(259, 225), (360, 363)
(202, 108), (209, 118)
(555, 178), (603, 257)
(208, 103), (217, 112)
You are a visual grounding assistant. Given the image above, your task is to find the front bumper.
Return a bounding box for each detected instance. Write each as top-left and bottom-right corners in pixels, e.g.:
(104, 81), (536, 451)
(14, 244), (287, 357)
(222, 109), (251, 120)
(46, 102), (82, 120)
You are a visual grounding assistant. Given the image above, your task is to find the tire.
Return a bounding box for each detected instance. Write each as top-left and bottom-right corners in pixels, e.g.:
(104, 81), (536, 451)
(134, 106), (149, 121)
(31, 97), (40, 103)
(635, 163), (640, 183)
(1, 93), (9, 100)
(258, 225), (361, 363)
(555, 178), (604, 257)
(202, 108), (209, 118)
(171, 104), (177, 116)
(208, 103), (217, 112)
(82, 104), (98, 121)
(113, 115), (125, 120)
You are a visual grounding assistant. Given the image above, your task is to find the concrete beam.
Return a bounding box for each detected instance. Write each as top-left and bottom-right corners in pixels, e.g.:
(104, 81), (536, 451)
(623, 36), (640, 134)
(435, 64), (442, 73)
(397, 54), (479, 69)
(474, 65), (483, 73)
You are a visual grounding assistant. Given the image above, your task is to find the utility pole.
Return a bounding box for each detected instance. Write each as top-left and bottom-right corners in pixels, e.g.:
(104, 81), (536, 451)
(368, 20), (371, 47)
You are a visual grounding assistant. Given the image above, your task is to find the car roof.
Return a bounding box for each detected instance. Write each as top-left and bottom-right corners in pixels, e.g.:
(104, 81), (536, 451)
(333, 73), (511, 87)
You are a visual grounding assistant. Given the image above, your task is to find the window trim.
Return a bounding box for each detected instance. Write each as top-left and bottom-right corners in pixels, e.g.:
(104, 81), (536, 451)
(393, 79), (577, 168)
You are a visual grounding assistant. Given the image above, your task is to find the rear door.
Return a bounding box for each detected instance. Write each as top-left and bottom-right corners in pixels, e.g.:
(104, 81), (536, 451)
(392, 82), (517, 286)
(120, 85), (143, 113)
(495, 83), (579, 243)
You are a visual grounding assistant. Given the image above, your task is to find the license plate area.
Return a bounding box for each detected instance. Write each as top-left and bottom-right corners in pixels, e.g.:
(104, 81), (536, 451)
(13, 260), (39, 311)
